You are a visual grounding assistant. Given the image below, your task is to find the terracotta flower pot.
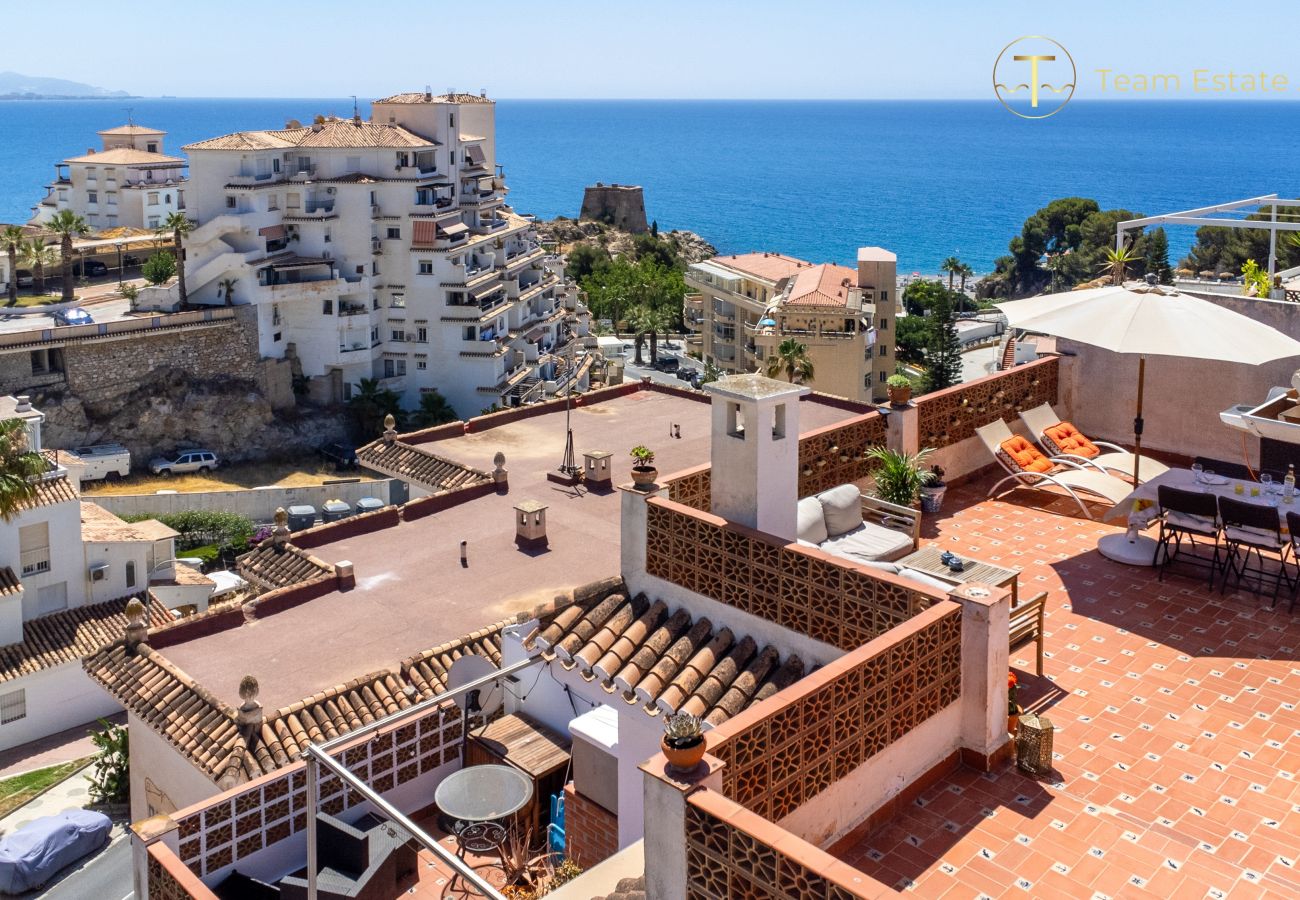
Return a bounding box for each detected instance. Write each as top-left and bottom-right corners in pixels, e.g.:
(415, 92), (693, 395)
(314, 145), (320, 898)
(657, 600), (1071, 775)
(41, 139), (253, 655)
(662, 735), (706, 773)
(631, 465), (658, 489)
(887, 384), (912, 408)
(1008, 706), (1021, 735)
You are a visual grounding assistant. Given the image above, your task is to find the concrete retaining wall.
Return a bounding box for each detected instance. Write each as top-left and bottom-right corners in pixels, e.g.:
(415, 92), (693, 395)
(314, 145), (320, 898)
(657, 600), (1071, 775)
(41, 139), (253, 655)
(87, 478), (395, 523)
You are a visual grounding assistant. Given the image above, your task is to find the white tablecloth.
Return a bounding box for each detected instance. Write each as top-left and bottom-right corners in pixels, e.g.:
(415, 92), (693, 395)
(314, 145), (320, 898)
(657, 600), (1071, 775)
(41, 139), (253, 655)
(1103, 467), (1296, 526)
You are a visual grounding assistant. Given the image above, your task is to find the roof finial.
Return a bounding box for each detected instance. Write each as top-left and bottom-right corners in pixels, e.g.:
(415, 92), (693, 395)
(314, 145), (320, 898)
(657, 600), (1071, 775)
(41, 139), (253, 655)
(124, 597), (148, 653)
(236, 675), (263, 742)
(383, 413), (397, 443)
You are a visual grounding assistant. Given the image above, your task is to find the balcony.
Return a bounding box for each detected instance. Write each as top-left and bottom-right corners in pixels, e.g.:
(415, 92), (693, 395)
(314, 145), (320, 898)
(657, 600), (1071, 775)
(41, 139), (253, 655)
(227, 172), (283, 187)
(338, 302), (370, 317)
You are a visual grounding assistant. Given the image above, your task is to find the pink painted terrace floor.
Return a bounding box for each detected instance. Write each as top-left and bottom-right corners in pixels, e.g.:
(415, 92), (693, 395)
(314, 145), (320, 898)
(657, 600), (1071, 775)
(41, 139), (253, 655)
(831, 478), (1300, 899)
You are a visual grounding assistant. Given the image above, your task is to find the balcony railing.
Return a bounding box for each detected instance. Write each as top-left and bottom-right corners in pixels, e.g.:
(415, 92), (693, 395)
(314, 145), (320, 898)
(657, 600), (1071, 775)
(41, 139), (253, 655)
(20, 549), (50, 577)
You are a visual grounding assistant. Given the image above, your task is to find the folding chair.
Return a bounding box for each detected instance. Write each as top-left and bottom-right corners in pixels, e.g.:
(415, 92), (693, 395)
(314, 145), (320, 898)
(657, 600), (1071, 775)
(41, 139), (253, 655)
(1218, 496), (1291, 605)
(1153, 485), (1222, 588)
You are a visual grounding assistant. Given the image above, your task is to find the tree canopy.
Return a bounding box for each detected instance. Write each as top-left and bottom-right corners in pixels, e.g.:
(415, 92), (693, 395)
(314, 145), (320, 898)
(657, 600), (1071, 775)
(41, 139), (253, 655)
(1182, 204), (1300, 275)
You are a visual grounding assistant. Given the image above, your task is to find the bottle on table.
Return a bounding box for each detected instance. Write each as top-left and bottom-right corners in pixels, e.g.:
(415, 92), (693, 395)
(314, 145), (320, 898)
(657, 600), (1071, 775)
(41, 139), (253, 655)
(1285, 464), (1296, 503)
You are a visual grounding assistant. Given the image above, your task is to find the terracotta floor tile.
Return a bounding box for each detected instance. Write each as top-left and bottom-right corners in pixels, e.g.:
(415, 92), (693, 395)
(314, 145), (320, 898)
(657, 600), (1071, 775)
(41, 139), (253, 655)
(829, 480), (1300, 898)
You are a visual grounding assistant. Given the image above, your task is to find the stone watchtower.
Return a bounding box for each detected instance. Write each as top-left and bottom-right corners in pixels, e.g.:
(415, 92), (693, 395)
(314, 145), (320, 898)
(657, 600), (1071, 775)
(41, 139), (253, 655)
(703, 375), (808, 542)
(579, 183), (648, 233)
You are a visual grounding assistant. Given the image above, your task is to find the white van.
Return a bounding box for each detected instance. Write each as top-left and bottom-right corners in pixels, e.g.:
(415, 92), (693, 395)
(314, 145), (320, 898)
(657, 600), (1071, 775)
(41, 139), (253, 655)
(67, 444), (131, 481)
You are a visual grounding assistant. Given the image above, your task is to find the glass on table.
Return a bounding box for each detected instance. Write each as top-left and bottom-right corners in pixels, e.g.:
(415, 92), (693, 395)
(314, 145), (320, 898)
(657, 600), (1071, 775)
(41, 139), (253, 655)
(1262, 473), (1275, 494)
(1202, 469), (1215, 492)
(1191, 462), (1204, 483)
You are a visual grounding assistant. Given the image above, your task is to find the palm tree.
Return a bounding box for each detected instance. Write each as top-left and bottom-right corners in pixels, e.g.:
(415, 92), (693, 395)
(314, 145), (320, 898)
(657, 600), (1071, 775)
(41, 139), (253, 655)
(644, 304), (674, 364)
(940, 256), (962, 291)
(2, 226), (25, 307)
(765, 337), (814, 385)
(157, 212), (193, 305)
(19, 239), (58, 296)
(627, 304), (654, 366)
(218, 277), (238, 306)
(46, 210), (90, 303)
(413, 389), (457, 427)
(958, 262), (974, 292)
(1099, 243), (1142, 286)
(0, 418), (47, 522)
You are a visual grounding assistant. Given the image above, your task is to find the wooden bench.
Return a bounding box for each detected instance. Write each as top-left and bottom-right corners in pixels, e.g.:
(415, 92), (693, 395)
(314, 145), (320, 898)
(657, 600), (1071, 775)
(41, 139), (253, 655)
(1009, 591), (1047, 676)
(859, 494), (921, 549)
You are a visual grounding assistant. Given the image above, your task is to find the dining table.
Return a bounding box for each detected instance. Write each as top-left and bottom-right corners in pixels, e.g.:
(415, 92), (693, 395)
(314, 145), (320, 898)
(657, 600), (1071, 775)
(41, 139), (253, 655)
(1099, 467), (1295, 566)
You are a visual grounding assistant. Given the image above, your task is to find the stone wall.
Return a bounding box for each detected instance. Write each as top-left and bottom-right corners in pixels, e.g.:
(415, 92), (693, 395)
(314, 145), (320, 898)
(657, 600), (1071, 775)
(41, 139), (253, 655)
(579, 184), (649, 233)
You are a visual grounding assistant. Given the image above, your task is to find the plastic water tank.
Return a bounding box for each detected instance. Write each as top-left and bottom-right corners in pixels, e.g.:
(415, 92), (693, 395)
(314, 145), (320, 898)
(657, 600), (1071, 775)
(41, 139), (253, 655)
(286, 505), (317, 531)
(355, 497), (385, 515)
(321, 499), (351, 523)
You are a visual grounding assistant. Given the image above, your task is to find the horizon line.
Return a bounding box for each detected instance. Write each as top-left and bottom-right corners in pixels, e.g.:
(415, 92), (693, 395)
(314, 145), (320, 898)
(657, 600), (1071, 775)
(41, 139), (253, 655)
(16, 95), (1300, 104)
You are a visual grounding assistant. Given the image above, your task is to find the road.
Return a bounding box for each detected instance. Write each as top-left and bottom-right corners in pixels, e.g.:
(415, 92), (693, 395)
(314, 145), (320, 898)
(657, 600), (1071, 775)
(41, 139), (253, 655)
(618, 341), (702, 389)
(31, 829), (132, 900)
(0, 278), (145, 335)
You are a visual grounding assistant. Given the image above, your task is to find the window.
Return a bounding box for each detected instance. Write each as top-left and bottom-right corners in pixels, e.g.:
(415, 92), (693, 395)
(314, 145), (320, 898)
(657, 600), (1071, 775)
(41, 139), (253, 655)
(772, 403), (787, 440)
(0, 690), (26, 725)
(125, 561), (136, 589)
(879, 344), (888, 357)
(273, 332), (282, 342)
(147, 216), (160, 229)
(19, 523), (49, 576)
(272, 304), (281, 326)
(106, 191), (117, 206)
(419, 260), (433, 275)
(296, 155), (311, 173)
(449, 112), (455, 128)
(416, 326), (428, 342)
(384, 358), (406, 377)
(165, 193), (171, 204)
(272, 158), (281, 173)
(387, 227), (401, 240)
(463, 326), (476, 341)
(391, 294), (406, 309)
(147, 192), (160, 206)
(370, 327), (379, 343)
(881, 290), (888, 304)
(416, 359), (427, 370)
(146, 141), (158, 153)
(322, 298), (334, 315)
(865, 373), (873, 389)
(225, 195), (237, 209)
(391, 329), (406, 342)
(355, 265), (365, 276)
(268, 194), (280, 211)
(36, 582), (66, 615)
(87, 191), (98, 204)
(396, 152), (410, 168)
(880, 317), (889, 330)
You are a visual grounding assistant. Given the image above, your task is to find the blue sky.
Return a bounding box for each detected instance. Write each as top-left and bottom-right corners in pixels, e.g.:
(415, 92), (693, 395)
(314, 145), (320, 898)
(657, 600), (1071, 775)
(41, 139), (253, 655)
(8, 0), (1300, 99)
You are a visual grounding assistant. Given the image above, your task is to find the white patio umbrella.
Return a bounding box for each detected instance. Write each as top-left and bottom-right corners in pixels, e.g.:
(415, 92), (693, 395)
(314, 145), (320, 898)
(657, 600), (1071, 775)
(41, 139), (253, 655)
(999, 277), (1300, 483)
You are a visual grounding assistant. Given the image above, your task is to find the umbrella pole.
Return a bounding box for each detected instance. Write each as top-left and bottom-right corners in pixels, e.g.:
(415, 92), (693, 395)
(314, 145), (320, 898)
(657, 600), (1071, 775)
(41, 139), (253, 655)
(1133, 356), (1145, 484)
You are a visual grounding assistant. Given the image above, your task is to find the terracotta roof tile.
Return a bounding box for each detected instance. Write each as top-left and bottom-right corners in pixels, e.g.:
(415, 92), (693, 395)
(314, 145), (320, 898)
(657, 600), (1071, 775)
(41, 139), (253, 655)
(18, 475), (78, 512)
(84, 618), (509, 784)
(529, 584), (805, 727)
(355, 439), (492, 493)
(81, 502), (166, 542)
(375, 92), (493, 105)
(236, 543), (334, 593)
(62, 148), (185, 166)
(0, 593), (170, 685)
(0, 568), (19, 598)
(711, 252), (812, 283)
(185, 120), (432, 152)
(783, 263), (858, 308)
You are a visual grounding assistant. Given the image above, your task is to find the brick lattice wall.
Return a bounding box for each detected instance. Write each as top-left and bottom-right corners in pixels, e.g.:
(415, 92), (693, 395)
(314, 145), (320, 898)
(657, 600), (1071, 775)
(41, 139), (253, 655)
(708, 603), (962, 822)
(644, 499), (940, 652)
(915, 355), (1058, 450)
(795, 412), (887, 498)
(563, 782), (618, 868)
(170, 700), (464, 880)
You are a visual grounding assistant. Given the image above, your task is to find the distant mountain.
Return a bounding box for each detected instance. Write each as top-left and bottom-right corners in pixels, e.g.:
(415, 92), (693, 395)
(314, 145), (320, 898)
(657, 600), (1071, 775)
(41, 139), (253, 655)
(0, 71), (134, 99)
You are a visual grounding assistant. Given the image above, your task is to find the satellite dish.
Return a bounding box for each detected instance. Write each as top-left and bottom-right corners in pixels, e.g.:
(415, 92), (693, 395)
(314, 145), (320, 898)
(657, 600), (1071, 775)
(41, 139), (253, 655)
(446, 655), (503, 718)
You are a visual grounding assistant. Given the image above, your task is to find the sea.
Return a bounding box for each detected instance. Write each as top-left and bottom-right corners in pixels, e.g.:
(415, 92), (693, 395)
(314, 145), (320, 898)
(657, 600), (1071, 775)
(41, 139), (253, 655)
(2, 98), (1298, 273)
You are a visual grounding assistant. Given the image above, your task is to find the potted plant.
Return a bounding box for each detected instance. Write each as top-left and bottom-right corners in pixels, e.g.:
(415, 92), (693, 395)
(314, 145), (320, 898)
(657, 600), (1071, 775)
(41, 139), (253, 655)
(865, 446), (935, 508)
(1008, 671), (1020, 734)
(630, 445), (657, 489)
(662, 712), (706, 772)
(886, 374), (913, 408)
(920, 464), (947, 513)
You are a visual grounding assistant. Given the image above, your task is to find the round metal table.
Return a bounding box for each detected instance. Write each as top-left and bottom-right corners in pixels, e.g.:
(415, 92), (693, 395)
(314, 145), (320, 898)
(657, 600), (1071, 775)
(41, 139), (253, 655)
(435, 764), (534, 824)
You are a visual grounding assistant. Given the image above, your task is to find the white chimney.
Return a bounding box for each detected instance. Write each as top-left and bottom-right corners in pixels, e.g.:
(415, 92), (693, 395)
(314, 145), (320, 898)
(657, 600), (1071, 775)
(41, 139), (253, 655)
(703, 375), (807, 541)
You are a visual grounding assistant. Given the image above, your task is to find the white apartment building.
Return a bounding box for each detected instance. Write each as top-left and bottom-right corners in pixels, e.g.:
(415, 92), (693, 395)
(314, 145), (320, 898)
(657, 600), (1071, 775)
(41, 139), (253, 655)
(685, 248), (899, 404)
(0, 396), (210, 751)
(180, 92), (584, 416)
(30, 124), (187, 230)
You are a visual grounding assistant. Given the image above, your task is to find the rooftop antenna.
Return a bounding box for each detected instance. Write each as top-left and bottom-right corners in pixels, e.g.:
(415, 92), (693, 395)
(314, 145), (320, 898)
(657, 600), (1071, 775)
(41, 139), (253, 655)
(351, 95), (359, 119)
(123, 107), (134, 126)
(558, 388), (579, 479)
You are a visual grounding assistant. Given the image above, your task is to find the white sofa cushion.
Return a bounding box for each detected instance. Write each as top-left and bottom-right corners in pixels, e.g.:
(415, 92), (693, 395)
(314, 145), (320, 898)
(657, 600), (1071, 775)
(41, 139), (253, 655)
(898, 567), (954, 591)
(816, 484), (863, 537)
(819, 522), (913, 564)
(796, 497), (829, 545)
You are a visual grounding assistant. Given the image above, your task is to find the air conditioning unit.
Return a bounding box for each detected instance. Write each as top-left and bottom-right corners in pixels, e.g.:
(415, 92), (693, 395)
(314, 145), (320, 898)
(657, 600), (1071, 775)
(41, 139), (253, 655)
(326, 187), (336, 195)
(89, 562), (109, 582)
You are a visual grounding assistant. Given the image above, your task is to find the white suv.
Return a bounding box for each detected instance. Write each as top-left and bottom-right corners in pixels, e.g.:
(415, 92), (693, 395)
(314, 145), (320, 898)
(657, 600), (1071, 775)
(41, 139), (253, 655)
(149, 450), (219, 476)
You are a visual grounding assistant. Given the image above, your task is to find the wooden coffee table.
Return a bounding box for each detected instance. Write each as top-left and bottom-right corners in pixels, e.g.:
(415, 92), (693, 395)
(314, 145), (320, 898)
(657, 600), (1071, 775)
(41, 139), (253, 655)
(898, 546), (1019, 602)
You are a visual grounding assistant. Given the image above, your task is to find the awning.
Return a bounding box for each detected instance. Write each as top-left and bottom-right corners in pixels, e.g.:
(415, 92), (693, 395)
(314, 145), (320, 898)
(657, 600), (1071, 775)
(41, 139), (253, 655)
(465, 144), (486, 166)
(524, 327), (545, 342)
(411, 220), (438, 247)
(439, 220), (469, 237)
(258, 225), (286, 240)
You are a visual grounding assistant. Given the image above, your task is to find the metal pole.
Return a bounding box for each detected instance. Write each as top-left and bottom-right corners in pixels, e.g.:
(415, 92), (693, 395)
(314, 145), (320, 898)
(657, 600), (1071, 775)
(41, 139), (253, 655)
(306, 753), (319, 900)
(1269, 205), (1279, 291)
(306, 746), (507, 899)
(1132, 356), (1146, 485)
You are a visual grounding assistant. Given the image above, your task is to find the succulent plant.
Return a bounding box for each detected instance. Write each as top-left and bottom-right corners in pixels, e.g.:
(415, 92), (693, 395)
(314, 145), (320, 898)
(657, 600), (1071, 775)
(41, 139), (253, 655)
(630, 445), (655, 466)
(663, 711), (703, 746)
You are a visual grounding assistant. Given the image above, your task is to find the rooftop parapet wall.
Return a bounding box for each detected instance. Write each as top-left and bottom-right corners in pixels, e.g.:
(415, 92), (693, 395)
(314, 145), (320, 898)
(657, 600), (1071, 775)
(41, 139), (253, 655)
(643, 497), (943, 653)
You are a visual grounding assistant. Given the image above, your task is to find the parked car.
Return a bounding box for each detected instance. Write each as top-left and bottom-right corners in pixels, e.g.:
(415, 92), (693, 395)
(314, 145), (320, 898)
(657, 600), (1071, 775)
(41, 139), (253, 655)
(318, 442), (359, 470)
(149, 449), (219, 476)
(53, 307), (93, 326)
(72, 259), (107, 277)
(67, 443), (131, 481)
(14, 270), (33, 288)
(653, 356), (680, 372)
(0, 809), (112, 893)
(674, 366), (695, 381)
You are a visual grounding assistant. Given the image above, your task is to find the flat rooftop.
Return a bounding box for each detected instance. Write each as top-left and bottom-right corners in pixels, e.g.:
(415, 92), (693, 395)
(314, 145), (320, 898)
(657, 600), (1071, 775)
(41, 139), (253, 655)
(161, 389), (859, 710)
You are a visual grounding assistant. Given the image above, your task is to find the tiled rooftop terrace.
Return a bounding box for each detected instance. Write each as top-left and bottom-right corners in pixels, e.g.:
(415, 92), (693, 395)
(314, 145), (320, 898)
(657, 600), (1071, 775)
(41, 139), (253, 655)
(831, 477), (1300, 899)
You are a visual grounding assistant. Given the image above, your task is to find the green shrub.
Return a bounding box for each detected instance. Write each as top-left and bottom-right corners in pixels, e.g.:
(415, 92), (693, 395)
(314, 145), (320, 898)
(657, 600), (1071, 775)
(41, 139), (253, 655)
(86, 718), (129, 805)
(141, 251), (176, 285)
(123, 510), (254, 553)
